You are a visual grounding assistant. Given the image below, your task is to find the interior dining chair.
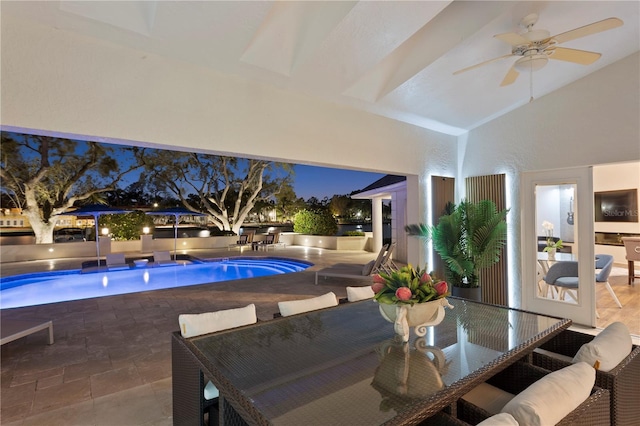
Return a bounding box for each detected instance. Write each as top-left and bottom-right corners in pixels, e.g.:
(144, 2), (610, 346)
(595, 254), (622, 309)
(536, 262), (554, 299)
(178, 304), (257, 426)
(544, 261), (579, 303)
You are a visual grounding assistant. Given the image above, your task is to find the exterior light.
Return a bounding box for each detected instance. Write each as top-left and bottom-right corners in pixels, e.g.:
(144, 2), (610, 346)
(101, 227), (109, 236)
(143, 227), (150, 235)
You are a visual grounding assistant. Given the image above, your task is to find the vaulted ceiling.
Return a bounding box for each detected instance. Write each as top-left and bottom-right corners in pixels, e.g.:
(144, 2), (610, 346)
(3, 1), (638, 136)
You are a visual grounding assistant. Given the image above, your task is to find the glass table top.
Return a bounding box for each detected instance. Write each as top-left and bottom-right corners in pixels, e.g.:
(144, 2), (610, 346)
(188, 299), (569, 425)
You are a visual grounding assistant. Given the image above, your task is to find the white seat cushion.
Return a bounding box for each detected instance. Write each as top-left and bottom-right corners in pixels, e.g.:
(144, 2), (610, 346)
(278, 292), (338, 317)
(476, 412), (519, 426)
(346, 286), (375, 302)
(500, 362), (595, 426)
(204, 380), (219, 400)
(179, 304), (257, 338)
(462, 382), (515, 415)
(572, 321), (632, 371)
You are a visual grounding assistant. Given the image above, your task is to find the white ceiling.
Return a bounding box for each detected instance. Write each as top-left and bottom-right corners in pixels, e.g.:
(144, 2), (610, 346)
(3, 1), (639, 136)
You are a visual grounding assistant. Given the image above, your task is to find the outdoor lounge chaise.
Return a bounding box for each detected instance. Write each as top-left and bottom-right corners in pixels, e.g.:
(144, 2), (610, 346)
(106, 253), (130, 270)
(228, 233), (253, 251)
(1, 319), (54, 346)
(153, 251), (178, 266)
(314, 244), (389, 284)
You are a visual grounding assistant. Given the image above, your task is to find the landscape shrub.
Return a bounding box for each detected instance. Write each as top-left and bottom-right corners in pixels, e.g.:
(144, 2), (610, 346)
(293, 209), (338, 235)
(100, 211), (155, 241)
(343, 231), (365, 236)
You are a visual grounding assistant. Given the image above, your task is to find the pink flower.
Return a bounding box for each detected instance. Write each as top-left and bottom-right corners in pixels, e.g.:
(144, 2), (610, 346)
(372, 274), (385, 284)
(420, 272), (431, 284)
(434, 281), (448, 296)
(371, 282), (385, 294)
(395, 287), (412, 301)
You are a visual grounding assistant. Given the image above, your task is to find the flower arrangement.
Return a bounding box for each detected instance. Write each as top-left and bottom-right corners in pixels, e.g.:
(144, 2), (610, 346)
(541, 220), (563, 251)
(372, 265), (449, 305)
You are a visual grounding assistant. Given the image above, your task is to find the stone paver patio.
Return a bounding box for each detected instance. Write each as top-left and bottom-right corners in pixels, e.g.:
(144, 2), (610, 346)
(1, 246), (379, 425)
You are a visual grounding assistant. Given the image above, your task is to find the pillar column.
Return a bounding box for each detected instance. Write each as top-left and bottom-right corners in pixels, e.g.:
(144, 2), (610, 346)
(372, 197), (383, 253)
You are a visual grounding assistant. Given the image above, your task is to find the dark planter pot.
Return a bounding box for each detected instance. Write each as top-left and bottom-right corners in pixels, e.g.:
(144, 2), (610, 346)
(451, 286), (482, 302)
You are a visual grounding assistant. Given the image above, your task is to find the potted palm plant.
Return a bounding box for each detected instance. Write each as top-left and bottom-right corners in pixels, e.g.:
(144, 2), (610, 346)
(405, 199), (509, 301)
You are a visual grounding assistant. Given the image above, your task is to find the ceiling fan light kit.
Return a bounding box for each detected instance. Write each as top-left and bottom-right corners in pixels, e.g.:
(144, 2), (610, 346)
(514, 54), (548, 72)
(453, 13), (624, 86)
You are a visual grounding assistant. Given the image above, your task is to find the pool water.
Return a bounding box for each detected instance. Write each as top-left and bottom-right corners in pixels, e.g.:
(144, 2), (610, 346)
(0, 257), (311, 309)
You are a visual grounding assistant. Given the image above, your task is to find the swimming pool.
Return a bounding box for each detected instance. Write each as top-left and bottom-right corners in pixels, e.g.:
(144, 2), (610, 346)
(0, 257), (311, 309)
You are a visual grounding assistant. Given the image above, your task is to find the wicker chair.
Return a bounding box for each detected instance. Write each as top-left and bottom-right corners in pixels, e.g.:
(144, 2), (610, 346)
(532, 329), (640, 426)
(457, 361), (611, 426)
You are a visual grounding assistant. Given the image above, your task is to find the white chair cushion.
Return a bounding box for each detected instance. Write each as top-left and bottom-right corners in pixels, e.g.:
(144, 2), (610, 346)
(346, 286), (375, 302)
(462, 382), (515, 415)
(179, 304), (257, 338)
(362, 260), (375, 276)
(476, 412), (519, 426)
(500, 362), (595, 426)
(572, 322), (632, 371)
(204, 380), (219, 400)
(278, 292), (338, 317)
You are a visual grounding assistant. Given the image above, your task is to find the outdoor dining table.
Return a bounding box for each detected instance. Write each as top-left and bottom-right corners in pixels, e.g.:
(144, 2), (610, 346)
(172, 298), (571, 426)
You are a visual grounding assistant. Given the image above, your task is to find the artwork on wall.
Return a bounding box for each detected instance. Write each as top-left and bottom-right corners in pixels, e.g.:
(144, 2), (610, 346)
(594, 189), (639, 222)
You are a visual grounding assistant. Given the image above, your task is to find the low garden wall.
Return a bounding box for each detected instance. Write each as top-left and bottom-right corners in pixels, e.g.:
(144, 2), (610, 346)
(0, 233), (373, 262)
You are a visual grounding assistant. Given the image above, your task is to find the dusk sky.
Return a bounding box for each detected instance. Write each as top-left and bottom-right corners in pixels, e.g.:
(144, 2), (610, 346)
(5, 132), (386, 202)
(292, 165), (385, 200)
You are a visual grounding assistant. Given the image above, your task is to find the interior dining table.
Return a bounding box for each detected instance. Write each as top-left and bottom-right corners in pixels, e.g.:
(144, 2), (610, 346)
(172, 298), (571, 426)
(537, 251), (575, 274)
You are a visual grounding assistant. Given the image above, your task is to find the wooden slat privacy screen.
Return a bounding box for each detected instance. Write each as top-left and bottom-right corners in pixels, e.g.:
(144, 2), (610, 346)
(465, 174), (508, 306)
(431, 176), (455, 280)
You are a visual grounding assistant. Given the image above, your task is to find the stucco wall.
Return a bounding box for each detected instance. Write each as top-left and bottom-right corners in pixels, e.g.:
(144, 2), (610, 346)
(462, 52), (640, 305)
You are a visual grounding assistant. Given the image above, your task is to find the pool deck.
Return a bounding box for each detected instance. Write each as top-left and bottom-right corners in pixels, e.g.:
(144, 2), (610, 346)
(0, 246), (382, 425)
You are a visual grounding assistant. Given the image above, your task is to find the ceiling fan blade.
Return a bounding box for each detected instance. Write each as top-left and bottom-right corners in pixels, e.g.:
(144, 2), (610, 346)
(548, 47), (601, 65)
(494, 32), (531, 46)
(453, 53), (514, 75)
(552, 17), (623, 44)
(500, 64), (519, 87)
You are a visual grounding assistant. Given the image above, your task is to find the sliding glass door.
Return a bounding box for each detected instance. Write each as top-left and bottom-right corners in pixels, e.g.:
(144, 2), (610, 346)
(521, 167), (596, 326)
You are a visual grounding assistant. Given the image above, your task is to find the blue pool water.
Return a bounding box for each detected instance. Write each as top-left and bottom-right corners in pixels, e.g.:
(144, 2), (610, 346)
(0, 257), (311, 309)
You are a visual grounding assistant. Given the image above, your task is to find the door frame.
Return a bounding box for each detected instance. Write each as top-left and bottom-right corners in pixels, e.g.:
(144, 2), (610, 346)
(521, 166), (596, 327)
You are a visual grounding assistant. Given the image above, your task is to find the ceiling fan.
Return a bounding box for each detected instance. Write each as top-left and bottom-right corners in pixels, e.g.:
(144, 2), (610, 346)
(453, 13), (623, 86)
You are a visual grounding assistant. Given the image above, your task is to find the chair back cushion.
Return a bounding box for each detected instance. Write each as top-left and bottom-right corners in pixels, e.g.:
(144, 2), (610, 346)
(278, 292), (338, 317)
(572, 321), (632, 371)
(179, 304), (257, 338)
(500, 362), (595, 426)
(346, 286), (375, 302)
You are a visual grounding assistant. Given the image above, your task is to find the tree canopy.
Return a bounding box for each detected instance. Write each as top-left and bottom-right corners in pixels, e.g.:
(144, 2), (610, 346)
(141, 150), (293, 234)
(0, 132), (145, 243)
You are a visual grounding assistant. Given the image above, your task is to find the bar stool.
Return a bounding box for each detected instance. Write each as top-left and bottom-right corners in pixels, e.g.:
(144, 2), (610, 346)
(622, 237), (640, 286)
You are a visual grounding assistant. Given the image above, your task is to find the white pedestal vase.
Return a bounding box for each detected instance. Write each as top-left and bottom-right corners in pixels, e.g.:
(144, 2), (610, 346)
(378, 298), (453, 342)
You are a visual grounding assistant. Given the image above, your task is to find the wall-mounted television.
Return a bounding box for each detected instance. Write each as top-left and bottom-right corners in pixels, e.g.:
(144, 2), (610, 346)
(594, 189), (638, 222)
